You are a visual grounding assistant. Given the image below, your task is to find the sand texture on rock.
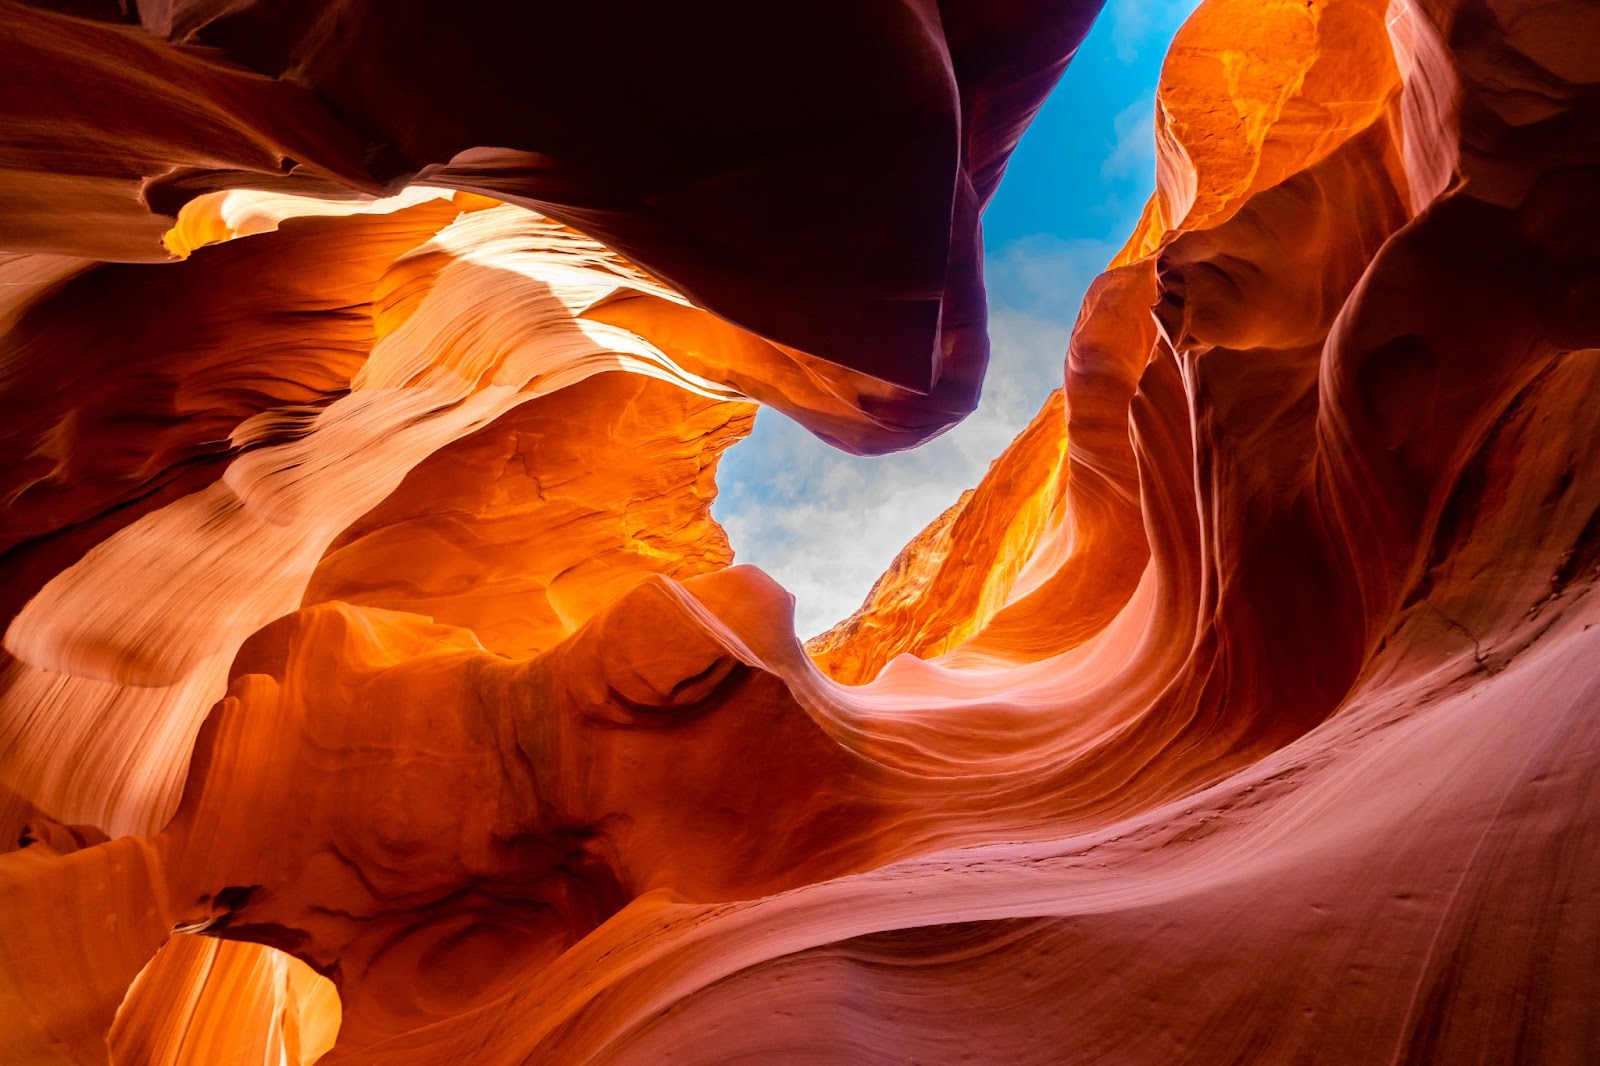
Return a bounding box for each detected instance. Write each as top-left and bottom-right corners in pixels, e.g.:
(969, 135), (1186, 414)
(2, 0), (1598, 1061)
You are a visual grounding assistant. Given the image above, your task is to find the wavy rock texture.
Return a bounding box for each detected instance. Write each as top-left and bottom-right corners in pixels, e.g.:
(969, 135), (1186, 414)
(2, 0), (1599, 1063)
(0, 0), (1106, 404)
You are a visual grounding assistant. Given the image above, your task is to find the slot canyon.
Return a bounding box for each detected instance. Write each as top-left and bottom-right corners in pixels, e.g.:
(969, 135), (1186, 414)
(1, 0), (1598, 1062)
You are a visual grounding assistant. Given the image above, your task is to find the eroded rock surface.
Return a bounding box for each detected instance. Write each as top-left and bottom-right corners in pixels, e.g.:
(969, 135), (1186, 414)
(2, 0), (1599, 1062)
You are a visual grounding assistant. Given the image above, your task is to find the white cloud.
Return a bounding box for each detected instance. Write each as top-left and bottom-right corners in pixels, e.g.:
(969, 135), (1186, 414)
(1101, 96), (1156, 182)
(986, 233), (1124, 312)
(1105, 0), (1198, 64)
(706, 0), (1200, 640)
(713, 238), (1116, 639)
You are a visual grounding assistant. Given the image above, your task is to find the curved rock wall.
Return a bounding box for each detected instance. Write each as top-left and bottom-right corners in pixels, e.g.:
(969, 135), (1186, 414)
(1, 0), (1598, 1062)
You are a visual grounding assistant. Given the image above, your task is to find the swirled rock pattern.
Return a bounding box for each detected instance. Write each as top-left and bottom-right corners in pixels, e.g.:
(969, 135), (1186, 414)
(2, 0), (1599, 1063)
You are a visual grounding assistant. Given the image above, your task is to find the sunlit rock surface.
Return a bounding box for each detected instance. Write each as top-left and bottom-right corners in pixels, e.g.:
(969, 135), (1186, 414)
(2, 0), (1599, 1062)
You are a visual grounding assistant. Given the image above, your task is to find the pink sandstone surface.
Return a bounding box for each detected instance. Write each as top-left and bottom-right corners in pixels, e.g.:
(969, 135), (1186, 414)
(0, 0), (1598, 1062)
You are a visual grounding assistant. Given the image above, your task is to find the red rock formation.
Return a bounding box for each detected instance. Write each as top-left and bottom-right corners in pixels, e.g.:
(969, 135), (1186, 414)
(2, 0), (1600, 1062)
(1, 0), (1106, 409)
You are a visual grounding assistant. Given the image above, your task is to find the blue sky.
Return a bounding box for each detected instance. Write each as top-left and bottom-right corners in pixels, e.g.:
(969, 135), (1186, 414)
(713, 0), (1201, 638)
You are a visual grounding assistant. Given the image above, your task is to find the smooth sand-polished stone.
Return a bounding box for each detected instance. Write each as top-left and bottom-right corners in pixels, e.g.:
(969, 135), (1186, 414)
(1, 0), (1599, 1062)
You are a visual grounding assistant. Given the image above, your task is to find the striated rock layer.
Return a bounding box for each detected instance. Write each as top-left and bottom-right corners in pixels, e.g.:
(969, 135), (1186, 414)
(2, 0), (1600, 1063)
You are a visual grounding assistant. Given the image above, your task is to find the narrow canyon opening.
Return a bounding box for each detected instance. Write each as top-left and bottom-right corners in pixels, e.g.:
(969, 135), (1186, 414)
(713, 0), (1202, 643)
(2, 0), (1598, 1063)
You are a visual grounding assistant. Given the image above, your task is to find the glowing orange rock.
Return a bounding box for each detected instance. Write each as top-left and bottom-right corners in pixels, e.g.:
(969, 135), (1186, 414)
(306, 372), (754, 657)
(0, 0), (1109, 399)
(2, 0), (1600, 1062)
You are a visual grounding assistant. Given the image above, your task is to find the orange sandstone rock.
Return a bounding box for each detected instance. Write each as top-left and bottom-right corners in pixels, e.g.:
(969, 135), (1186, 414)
(1, 0), (1599, 1062)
